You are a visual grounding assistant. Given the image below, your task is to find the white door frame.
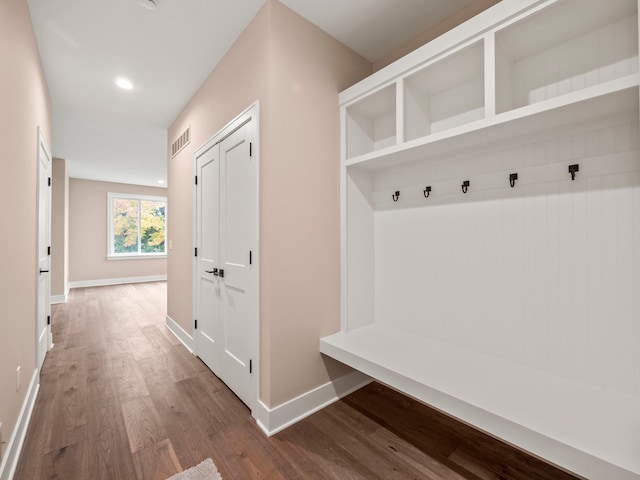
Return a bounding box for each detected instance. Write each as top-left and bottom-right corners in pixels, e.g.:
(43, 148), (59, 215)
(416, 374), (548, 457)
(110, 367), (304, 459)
(192, 101), (260, 414)
(36, 127), (52, 372)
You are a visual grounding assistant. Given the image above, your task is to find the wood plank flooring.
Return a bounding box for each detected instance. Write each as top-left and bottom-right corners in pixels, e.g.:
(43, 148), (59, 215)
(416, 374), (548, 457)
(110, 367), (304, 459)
(14, 282), (579, 480)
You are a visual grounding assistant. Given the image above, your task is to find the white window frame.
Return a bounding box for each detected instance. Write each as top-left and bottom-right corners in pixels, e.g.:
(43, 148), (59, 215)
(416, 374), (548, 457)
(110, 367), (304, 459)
(107, 192), (167, 259)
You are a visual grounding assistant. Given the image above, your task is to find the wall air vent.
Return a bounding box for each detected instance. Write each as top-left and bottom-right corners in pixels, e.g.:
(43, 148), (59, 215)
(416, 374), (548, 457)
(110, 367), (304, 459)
(171, 126), (191, 158)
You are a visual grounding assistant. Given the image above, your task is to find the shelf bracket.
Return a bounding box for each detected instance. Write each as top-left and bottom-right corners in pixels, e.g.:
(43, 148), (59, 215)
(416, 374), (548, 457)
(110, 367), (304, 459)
(461, 180), (470, 194)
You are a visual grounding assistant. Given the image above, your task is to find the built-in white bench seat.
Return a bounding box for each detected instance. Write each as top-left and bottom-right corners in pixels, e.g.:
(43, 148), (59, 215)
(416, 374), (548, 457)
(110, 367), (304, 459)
(321, 325), (640, 479)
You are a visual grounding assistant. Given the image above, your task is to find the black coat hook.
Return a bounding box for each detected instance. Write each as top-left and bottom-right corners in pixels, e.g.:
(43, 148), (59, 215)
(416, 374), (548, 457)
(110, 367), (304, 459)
(461, 180), (470, 194)
(568, 164), (579, 181)
(423, 186), (431, 198)
(392, 190), (400, 202)
(509, 173), (518, 188)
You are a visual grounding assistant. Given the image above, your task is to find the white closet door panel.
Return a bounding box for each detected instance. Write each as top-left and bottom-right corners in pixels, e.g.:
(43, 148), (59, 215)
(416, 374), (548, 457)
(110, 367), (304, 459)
(220, 131), (252, 291)
(219, 119), (256, 409)
(196, 145), (221, 373)
(199, 148), (221, 264)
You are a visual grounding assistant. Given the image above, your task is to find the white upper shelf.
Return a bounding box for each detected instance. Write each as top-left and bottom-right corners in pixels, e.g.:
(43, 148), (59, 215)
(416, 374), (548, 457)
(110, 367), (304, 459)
(346, 75), (639, 171)
(341, 0), (639, 169)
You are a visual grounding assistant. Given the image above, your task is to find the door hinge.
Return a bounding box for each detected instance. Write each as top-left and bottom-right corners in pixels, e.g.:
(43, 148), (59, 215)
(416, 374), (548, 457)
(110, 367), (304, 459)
(195, 175), (198, 185)
(194, 319), (198, 329)
(47, 246), (51, 256)
(249, 359), (252, 374)
(194, 247), (198, 257)
(47, 315), (51, 326)
(48, 177), (51, 187)
(249, 142), (252, 157)
(249, 250), (252, 265)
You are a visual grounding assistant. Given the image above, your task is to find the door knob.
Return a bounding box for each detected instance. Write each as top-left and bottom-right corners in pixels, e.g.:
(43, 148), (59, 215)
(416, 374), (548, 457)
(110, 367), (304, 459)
(39, 269), (49, 274)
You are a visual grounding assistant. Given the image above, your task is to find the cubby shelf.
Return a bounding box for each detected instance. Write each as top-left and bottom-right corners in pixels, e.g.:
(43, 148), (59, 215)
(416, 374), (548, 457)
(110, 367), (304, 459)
(323, 0), (640, 479)
(404, 41), (485, 141)
(346, 75), (639, 171)
(346, 84), (397, 159)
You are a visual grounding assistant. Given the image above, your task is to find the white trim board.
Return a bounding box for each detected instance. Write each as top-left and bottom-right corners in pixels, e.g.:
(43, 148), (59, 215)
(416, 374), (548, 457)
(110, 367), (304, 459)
(50, 286), (69, 304)
(0, 369), (40, 480)
(50, 294), (66, 304)
(165, 315), (195, 353)
(68, 275), (166, 289)
(256, 370), (371, 437)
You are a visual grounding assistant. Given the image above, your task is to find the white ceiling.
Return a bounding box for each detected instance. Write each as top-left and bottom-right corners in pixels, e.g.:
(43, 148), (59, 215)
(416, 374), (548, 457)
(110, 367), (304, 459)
(27, 0), (478, 187)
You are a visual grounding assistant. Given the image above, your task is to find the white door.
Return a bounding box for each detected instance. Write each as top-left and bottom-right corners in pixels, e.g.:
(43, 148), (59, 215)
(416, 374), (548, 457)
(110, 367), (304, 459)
(195, 144), (221, 373)
(36, 128), (52, 371)
(194, 104), (258, 411)
(218, 120), (257, 408)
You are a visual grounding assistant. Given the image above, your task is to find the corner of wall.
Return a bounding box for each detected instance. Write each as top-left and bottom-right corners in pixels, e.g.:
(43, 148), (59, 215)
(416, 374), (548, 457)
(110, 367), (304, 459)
(372, 0), (502, 71)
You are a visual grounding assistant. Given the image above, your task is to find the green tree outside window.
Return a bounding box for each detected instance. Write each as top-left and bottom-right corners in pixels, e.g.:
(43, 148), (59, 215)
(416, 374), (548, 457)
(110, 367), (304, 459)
(111, 195), (166, 256)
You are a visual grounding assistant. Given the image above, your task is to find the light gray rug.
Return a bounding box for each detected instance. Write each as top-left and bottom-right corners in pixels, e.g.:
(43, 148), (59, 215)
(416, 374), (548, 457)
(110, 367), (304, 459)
(167, 459), (222, 480)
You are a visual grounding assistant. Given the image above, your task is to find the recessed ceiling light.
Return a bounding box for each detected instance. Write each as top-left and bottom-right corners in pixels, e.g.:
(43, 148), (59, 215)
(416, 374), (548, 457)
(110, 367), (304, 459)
(115, 77), (133, 90)
(158, 180), (165, 184)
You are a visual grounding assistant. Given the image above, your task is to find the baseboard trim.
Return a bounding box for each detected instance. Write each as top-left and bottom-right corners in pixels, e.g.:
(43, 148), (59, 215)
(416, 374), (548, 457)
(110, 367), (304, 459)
(68, 275), (167, 289)
(165, 315), (195, 353)
(50, 285), (70, 304)
(256, 370), (372, 437)
(51, 285), (70, 304)
(0, 369), (40, 480)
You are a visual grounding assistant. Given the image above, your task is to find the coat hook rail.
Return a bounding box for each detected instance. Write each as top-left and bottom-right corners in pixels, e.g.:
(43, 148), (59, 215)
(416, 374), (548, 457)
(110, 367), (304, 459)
(461, 180), (470, 194)
(392, 190), (400, 202)
(423, 186), (432, 198)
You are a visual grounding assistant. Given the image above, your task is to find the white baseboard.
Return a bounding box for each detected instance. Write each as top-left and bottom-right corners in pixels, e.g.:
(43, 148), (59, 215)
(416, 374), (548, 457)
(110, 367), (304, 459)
(0, 369), (40, 480)
(165, 315), (195, 353)
(50, 294), (65, 304)
(50, 285), (70, 304)
(256, 370), (372, 437)
(68, 275), (167, 289)
(50, 292), (66, 304)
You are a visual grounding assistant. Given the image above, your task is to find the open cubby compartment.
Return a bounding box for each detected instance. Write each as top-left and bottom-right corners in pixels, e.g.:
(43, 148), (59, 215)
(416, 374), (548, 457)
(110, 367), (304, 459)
(495, 0), (639, 114)
(404, 40), (485, 141)
(345, 84), (396, 159)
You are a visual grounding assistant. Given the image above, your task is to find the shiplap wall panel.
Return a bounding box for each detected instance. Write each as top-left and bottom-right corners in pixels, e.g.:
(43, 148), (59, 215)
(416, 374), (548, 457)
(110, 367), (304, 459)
(373, 118), (640, 396)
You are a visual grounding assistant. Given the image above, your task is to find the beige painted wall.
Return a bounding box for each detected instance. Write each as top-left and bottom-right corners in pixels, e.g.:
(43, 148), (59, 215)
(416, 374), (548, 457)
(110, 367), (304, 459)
(373, 0), (501, 71)
(264, 2), (372, 405)
(167, 0), (271, 346)
(51, 158), (69, 297)
(167, 0), (371, 408)
(0, 0), (51, 464)
(69, 178), (167, 283)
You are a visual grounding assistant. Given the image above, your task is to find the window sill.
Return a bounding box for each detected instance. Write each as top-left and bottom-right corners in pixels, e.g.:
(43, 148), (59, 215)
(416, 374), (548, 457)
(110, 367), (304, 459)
(107, 255), (167, 261)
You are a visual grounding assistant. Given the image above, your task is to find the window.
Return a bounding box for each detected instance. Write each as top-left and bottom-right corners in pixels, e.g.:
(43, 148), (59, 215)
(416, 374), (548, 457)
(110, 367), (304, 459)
(108, 193), (167, 258)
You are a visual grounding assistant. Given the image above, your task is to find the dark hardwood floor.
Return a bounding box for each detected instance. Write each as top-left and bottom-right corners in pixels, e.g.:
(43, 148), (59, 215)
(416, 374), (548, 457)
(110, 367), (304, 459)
(14, 282), (579, 480)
